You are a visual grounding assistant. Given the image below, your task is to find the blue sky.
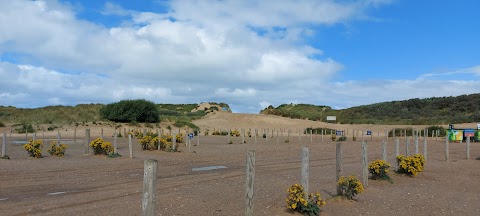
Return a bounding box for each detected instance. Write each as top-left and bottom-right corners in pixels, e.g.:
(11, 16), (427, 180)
(0, 0), (479, 113)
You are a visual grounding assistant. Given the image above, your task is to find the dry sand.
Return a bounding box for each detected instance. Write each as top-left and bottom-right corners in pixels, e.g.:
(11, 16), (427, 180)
(0, 113), (479, 216)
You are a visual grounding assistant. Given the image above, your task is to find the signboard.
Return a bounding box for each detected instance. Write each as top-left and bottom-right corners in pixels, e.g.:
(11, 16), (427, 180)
(336, 130), (342, 136)
(188, 133), (194, 139)
(464, 129), (475, 137)
(326, 116), (336, 121)
(367, 130), (372, 135)
(448, 129), (463, 142)
(477, 124), (480, 130)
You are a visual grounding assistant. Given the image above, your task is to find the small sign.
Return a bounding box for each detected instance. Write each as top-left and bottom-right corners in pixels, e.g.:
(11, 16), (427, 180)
(336, 130), (342, 136)
(188, 133), (194, 139)
(477, 124), (480, 130)
(449, 124), (454, 130)
(326, 116), (336, 121)
(367, 131), (372, 135)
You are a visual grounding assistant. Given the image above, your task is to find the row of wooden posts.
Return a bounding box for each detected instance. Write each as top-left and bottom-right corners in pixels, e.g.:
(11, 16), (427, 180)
(1, 127), (201, 158)
(138, 129), (471, 216)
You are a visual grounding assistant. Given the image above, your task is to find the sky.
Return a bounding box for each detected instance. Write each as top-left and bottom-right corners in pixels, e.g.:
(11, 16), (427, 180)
(0, 0), (479, 113)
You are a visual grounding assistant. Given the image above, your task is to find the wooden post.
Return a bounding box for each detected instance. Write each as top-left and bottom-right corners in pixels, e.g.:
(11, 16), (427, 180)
(9, 129), (11, 138)
(395, 139), (399, 171)
(228, 129), (231, 144)
(445, 132), (449, 161)
(85, 129), (90, 154)
(101, 128), (104, 140)
(423, 133), (428, 161)
(362, 141), (368, 187)
(406, 138), (410, 156)
(197, 129), (200, 146)
(336, 143), (343, 195)
(276, 130), (279, 144)
(243, 129), (246, 144)
(321, 129), (324, 142)
(254, 129), (257, 144)
(310, 127), (313, 143)
(466, 136), (470, 160)
(129, 134), (133, 158)
(414, 134), (419, 154)
(113, 132), (118, 154)
(42, 130), (45, 146)
(32, 133), (36, 141)
(172, 132), (176, 151)
(57, 131), (61, 146)
(124, 128), (127, 138)
(298, 129), (300, 143)
(301, 146), (309, 195)
(245, 150), (255, 216)
(142, 159), (158, 216)
(74, 128), (77, 144)
(382, 140), (387, 161)
(25, 129), (27, 141)
(2, 133), (6, 158)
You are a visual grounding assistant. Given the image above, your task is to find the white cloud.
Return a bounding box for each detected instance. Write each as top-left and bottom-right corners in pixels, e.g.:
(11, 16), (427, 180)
(3, 0), (477, 114)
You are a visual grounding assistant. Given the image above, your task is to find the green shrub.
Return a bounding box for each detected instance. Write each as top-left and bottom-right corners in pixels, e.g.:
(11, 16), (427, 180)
(337, 136), (347, 141)
(337, 175), (364, 200)
(100, 99), (160, 123)
(0, 121), (5, 127)
(14, 123), (35, 133)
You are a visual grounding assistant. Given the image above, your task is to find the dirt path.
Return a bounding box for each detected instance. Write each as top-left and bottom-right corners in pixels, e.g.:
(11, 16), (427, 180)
(1, 129), (480, 215)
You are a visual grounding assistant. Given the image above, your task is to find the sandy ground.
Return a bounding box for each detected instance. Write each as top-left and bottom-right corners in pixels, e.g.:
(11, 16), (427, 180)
(1, 113), (480, 216)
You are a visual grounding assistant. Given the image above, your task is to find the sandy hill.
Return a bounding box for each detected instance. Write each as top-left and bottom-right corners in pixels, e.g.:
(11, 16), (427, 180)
(194, 112), (477, 134)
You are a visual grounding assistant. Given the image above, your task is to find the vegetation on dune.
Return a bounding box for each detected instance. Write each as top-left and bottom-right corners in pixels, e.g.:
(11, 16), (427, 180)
(101, 99), (160, 123)
(261, 93), (480, 125)
(0, 104), (103, 124)
(0, 101), (230, 130)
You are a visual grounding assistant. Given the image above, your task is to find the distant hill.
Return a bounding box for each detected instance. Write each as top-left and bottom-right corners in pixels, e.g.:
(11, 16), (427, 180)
(260, 94), (480, 125)
(0, 102), (231, 127)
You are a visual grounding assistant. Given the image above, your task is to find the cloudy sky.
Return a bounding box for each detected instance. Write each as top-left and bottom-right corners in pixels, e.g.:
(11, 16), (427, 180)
(0, 0), (479, 113)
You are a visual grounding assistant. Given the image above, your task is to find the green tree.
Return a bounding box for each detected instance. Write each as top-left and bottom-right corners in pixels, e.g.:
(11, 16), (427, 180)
(100, 99), (160, 123)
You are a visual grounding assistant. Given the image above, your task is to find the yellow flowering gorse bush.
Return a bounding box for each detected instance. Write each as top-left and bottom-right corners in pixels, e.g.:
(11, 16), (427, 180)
(396, 154), (425, 176)
(23, 139), (43, 158)
(47, 141), (68, 156)
(337, 175), (364, 200)
(140, 135), (159, 150)
(368, 159), (391, 180)
(286, 184), (325, 216)
(89, 138), (113, 155)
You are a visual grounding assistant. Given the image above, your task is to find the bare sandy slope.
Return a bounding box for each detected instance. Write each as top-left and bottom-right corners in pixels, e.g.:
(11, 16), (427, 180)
(194, 112), (478, 133)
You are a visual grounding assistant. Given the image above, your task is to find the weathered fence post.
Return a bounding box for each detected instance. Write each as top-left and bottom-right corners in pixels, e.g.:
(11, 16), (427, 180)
(42, 130), (45, 146)
(466, 136), (470, 160)
(362, 141), (368, 187)
(142, 159), (158, 216)
(423, 134), (428, 161)
(85, 129), (90, 154)
(395, 139), (400, 171)
(310, 129), (313, 143)
(32, 133), (36, 141)
(414, 134), (419, 154)
(101, 128), (104, 140)
(57, 131), (61, 146)
(197, 129), (200, 146)
(382, 140), (387, 161)
(172, 132), (177, 151)
(254, 129), (257, 144)
(129, 134), (133, 158)
(113, 132), (118, 154)
(243, 129), (246, 144)
(336, 143), (343, 195)
(406, 138), (410, 156)
(445, 132), (449, 161)
(245, 150), (255, 216)
(228, 129), (231, 144)
(301, 146), (309, 195)
(2, 133), (6, 158)
(74, 128), (77, 144)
